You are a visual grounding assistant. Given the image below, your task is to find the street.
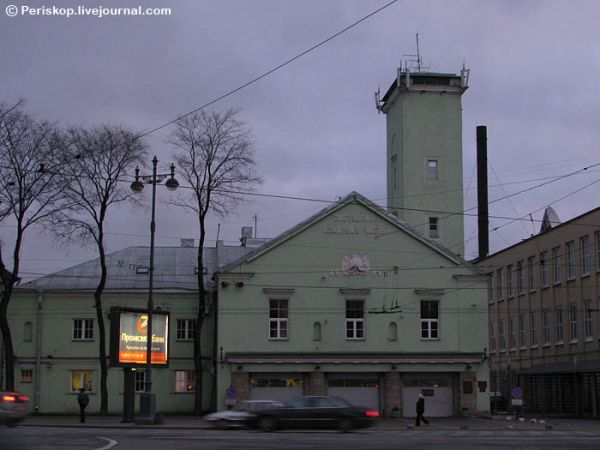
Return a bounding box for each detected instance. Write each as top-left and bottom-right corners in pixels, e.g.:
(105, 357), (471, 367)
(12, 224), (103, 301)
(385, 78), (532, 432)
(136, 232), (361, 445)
(3, 425), (600, 450)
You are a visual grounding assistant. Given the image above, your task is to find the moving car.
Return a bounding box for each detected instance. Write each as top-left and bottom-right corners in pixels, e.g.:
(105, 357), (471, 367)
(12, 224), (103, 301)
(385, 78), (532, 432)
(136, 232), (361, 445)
(0, 391), (29, 427)
(203, 400), (284, 428)
(246, 395), (379, 432)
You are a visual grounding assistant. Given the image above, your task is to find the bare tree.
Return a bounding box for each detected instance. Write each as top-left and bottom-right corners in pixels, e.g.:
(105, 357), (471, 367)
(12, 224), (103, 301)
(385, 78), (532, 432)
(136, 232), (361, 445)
(168, 109), (261, 414)
(51, 125), (147, 413)
(0, 101), (64, 390)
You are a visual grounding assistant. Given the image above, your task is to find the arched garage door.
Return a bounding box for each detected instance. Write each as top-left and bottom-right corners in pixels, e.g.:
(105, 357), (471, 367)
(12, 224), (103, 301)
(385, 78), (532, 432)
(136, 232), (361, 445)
(327, 374), (380, 411)
(402, 374), (453, 417)
(249, 373), (304, 403)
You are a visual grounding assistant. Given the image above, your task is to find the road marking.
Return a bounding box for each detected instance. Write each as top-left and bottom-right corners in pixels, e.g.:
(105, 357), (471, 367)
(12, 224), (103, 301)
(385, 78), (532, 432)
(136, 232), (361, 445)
(95, 437), (118, 450)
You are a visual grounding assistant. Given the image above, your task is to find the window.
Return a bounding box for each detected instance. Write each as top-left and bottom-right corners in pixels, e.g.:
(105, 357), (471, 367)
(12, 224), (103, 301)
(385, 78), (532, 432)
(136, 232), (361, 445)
(507, 265), (514, 297)
(519, 314), (527, 348)
(313, 322), (322, 341)
(134, 370), (146, 392)
(516, 260), (525, 295)
(426, 159), (439, 182)
(566, 241), (576, 279)
(530, 311), (538, 346)
(269, 299), (288, 340)
(555, 306), (564, 343)
(497, 268), (504, 300)
(490, 322), (496, 352)
(73, 319), (93, 341)
(509, 316), (516, 349)
(569, 303), (578, 342)
(176, 319), (196, 341)
(71, 370), (93, 392)
(346, 300), (364, 340)
(420, 300), (439, 340)
(23, 321), (33, 342)
(428, 217), (439, 238)
(175, 370), (196, 392)
(580, 236), (590, 276)
(584, 299), (593, 339)
(540, 251), (549, 288)
(499, 319), (506, 351)
(528, 256), (536, 291)
(543, 310), (551, 344)
(21, 369), (33, 383)
(552, 246), (561, 283)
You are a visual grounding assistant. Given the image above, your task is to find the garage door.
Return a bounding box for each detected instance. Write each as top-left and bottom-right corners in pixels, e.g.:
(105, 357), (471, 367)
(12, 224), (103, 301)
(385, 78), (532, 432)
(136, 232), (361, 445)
(327, 374), (380, 411)
(402, 374), (453, 417)
(249, 373), (303, 403)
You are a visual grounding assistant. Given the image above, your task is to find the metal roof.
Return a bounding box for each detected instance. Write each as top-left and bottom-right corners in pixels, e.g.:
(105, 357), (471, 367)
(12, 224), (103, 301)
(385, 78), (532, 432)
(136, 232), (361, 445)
(18, 244), (252, 292)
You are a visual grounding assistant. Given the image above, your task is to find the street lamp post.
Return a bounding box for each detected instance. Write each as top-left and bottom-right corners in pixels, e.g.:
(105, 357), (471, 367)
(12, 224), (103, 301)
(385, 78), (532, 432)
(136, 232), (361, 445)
(130, 156), (178, 422)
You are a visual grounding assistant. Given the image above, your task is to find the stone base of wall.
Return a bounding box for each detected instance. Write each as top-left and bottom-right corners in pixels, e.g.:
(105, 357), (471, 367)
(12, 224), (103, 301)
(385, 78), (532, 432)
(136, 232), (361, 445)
(383, 371), (402, 417)
(307, 371), (326, 395)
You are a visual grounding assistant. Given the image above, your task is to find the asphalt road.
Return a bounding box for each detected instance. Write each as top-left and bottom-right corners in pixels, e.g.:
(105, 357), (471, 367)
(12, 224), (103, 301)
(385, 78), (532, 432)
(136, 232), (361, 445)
(2, 426), (600, 450)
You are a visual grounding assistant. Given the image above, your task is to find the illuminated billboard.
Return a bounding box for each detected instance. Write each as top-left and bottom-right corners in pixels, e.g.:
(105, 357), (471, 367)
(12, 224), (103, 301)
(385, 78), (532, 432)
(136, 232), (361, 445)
(110, 307), (169, 367)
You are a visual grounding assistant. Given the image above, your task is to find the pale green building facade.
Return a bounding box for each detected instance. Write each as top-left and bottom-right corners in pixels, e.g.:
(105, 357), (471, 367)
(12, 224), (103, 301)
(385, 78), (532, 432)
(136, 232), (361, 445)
(216, 192), (490, 417)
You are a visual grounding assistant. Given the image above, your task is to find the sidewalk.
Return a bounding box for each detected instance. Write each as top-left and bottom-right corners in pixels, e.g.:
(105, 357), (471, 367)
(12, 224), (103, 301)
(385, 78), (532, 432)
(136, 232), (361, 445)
(19, 415), (600, 431)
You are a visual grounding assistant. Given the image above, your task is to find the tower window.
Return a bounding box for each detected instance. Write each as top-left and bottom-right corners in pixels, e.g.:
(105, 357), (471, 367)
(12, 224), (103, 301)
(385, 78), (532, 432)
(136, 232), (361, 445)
(428, 217), (439, 238)
(426, 159), (439, 182)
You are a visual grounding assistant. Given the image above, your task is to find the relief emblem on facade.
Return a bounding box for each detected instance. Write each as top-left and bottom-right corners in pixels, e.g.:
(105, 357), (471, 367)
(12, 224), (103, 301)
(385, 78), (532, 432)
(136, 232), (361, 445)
(340, 253), (370, 275)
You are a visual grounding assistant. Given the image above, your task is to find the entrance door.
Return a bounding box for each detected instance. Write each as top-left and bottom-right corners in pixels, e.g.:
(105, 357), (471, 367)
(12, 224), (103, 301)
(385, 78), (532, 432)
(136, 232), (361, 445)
(402, 374), (453, 417)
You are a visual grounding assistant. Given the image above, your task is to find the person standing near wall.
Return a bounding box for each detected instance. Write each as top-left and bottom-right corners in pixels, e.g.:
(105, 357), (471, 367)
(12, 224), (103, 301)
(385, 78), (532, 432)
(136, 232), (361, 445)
(416, 394), (429, 426)
(77, 388), (89, 423)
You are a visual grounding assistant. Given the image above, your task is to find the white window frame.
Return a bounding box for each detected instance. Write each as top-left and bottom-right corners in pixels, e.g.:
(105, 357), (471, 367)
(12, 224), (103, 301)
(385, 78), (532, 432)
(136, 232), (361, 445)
(426, 159), (439, 182)
(517, 260), (525, 295)
(175, 370), (196, 392)
(497, 268), (505, 300)
(73, 319), (94, 341)
(566, 241), (576, 279)
(584, 299), (593, 339)
(543, 310), (551, 344)
(507, 264), (514, 298)
(269, 299), (289, 340)
(528, 256), (536, 291)
(530, 311), (538, 347)
(345, 300), (365, 340)
(540, 251), (549, 287)
(519, 313), (527, 348)
(569, 303), (578, 342)
(552, 246), (561, 284)
(420, 300), (439, 340)
(499, 319), (506, 351)
(580, 235), (590, 276)
(428, 217), (439, 239)
(176, 319), (196, 341)
(555, 306), (564, 344)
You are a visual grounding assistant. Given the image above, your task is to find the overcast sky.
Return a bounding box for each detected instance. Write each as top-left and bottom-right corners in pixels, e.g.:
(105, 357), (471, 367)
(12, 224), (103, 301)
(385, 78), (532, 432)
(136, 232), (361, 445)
(1, 0), (600, 281)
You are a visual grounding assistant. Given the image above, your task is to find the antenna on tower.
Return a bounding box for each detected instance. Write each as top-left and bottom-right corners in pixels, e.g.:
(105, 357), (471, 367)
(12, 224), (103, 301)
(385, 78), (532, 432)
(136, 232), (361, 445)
(402, 33), (429, 72)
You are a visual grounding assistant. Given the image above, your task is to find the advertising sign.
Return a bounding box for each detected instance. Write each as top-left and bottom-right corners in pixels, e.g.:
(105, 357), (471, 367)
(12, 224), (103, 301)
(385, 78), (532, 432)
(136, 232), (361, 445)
(110, 307), (169, 367)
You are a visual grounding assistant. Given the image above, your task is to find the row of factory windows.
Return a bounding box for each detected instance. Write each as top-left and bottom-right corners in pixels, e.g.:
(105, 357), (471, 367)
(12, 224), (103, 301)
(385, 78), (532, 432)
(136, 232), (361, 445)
(489, 299), (596, 352)
(491, 231), (600, 302)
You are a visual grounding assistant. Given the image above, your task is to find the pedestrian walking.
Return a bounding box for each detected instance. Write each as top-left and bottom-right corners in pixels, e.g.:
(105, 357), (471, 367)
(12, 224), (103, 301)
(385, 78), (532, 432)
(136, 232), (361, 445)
(415, 393), (429, 426)
(77, 388), (89, 423)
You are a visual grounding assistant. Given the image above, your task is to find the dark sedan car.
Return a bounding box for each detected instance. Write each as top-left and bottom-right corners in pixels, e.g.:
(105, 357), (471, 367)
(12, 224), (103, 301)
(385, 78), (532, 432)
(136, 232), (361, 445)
(246, 395), (378, 432)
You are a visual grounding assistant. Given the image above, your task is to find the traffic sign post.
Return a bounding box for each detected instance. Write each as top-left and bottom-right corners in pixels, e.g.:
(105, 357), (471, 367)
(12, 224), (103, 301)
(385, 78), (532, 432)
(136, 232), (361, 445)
(511, 386), (524, 416)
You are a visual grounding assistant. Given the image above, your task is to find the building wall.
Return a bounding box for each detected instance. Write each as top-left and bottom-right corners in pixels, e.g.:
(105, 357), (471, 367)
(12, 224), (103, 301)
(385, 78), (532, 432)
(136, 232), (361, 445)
(384, 79), (466, 254)
(216, 200), (489, 415)
(478, 208), (600, 415)
(9, 290), (209, 414)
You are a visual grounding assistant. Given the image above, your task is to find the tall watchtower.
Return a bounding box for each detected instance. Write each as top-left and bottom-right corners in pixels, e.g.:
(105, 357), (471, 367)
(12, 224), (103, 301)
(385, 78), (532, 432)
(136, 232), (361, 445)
(377, 67), (469, 255)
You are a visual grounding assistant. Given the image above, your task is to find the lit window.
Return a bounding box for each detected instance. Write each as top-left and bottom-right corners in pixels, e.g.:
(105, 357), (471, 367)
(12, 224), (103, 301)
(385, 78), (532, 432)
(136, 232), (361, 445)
(269, 299), (288, 340)
(21, 369), (33, 383)
(71, 370), (93, 392)
(73, 319), (93, 341)
(420, 301), (439, 340)
(176, 319), (196, 341)
(175, 370), (196, 392)
(426, 159), (439, 182)
(428, 217), (439, 238)
(346, 300), (364, 340)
